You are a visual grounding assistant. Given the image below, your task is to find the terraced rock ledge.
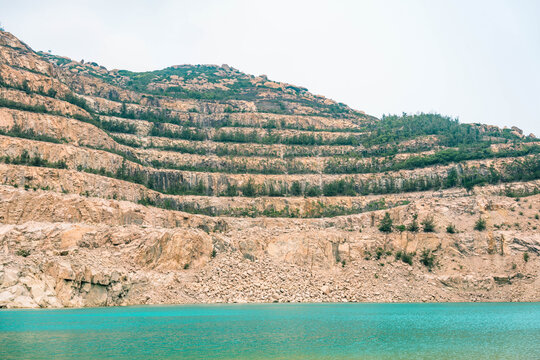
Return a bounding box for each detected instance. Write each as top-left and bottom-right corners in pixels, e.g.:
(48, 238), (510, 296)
(0, 30), (538, 308)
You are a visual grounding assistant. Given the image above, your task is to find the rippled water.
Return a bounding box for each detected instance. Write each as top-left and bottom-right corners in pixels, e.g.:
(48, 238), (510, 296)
(0, 302), (539, 359)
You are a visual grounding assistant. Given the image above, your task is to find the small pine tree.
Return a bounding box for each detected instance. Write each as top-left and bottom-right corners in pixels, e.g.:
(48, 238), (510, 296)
(241, 178), (256, 197)
(378, 212), (393, 233)
(306, 186), (321, 197)
(407, 213), (419, 232)
(225, 184), (238, 197)
(445, 168), (458, 188)
(194, 180), (205, 195)
(290, 181), (302, 196)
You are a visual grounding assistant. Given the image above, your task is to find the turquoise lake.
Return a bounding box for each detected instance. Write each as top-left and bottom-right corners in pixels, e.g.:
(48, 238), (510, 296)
(0, 302), (539, 359)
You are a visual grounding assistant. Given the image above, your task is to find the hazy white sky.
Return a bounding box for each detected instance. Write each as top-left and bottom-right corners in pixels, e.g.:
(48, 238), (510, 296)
(1, 0), (539, 134)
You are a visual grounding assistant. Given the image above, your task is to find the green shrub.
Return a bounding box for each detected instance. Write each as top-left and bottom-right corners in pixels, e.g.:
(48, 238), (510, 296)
(0, 124), (63, 144)
(421, 216), (436, 232)
(420, 249), (435, 270)
(523, 252), (529, 262)
(150, 124), (206, 141)
(1, 150), (68, 170)
(47, 88), (57, 98)
(63, 92), (91, 111)
(100, 119), (137, 134)
(446, 224), (456, 234)
(401, 252), (413, 265)
(322, 179), (355, 196)
(474, 217), (486, 231)
(16, 249), (30, 257)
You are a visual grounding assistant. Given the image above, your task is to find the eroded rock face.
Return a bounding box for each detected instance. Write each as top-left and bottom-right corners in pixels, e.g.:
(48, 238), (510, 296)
(43, 261), (129, 307)
(0, 185), (538, 308)
(0, 217), (213, 307)
(138, 229), (213, 270)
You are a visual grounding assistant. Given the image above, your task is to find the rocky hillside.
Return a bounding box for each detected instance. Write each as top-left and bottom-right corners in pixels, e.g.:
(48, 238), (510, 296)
(0, 30), (538, 308)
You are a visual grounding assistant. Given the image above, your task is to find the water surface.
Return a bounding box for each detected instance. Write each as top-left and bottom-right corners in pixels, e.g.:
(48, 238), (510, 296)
(0, 302), (539, 359)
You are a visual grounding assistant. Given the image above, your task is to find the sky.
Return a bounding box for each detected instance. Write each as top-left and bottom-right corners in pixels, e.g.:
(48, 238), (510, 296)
(1, 0), (539, 135)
